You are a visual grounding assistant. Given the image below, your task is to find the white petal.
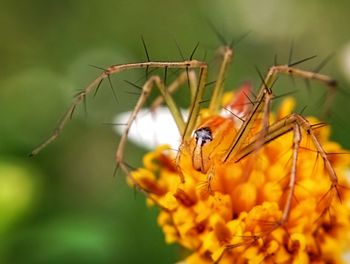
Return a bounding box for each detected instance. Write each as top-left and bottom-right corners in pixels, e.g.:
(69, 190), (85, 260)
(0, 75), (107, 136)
(113, 107), (188, 150)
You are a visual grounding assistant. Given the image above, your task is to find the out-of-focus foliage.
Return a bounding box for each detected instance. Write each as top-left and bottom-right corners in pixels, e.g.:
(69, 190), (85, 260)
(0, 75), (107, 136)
(0, 0), (349, 263)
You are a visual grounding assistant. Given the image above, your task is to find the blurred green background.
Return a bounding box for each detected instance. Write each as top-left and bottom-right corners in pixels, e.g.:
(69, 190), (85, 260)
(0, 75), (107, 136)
(1, 0), (350, 263)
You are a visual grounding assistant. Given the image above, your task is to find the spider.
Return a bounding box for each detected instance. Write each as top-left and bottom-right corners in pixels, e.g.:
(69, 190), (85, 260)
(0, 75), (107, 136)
(31, 40), (342, 252)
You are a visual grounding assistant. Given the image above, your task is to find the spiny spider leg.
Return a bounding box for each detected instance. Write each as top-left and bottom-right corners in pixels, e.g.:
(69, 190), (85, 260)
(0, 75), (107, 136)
(223, 64), (337, 164)
(225, 65), (340, 206)
(217, 112), (339, 261)
(30, 60), (208, 156)
(212, 64), (339, 261)
(242, 113), (339, 222)
(116, 69), (202, 175)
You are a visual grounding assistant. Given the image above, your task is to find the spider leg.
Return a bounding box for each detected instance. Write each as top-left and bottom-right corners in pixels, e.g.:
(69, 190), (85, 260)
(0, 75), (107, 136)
(236, 113), (339, 224)
(116, 76), (162, 172)
(217, 113), (338, 261)
(31, 60), (208, 156)
(223, 64), (337, 164)
(216, 62), (339, 257)
(116, 62), (208, 183)
(281, 123), (301, 223)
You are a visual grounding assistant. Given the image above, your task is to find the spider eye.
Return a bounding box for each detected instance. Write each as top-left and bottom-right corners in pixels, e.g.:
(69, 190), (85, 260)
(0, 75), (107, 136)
(194, 127), (213, 146)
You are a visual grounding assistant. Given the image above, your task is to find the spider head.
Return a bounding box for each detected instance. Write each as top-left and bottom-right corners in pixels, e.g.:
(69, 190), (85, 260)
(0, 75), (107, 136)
(194, 127), (213, 147)
(190, 116), (237, 173)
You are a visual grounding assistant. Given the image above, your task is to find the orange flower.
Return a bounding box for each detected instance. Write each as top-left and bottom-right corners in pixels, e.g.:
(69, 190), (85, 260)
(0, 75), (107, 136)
(130, 95), (350, 263)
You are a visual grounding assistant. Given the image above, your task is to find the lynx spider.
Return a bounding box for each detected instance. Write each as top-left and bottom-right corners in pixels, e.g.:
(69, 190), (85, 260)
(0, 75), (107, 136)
(31, 40), (341, 246)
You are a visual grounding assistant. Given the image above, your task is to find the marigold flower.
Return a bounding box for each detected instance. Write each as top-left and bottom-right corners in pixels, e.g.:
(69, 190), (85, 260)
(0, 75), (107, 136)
(130, 95), (350, 263)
